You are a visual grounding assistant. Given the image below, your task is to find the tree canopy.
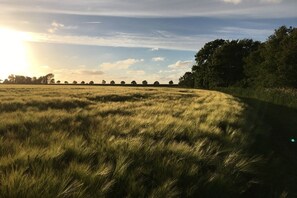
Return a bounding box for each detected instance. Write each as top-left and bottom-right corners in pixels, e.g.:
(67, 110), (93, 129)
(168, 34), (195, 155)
(179, 26), (297, 89)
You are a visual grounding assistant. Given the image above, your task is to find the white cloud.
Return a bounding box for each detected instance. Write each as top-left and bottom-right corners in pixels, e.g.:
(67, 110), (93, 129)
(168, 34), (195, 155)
(168, 60), (194, 69)
(152, 57), (165, 62)
(222, 0), (242, 4)
(99, 58), (144, 71)
(48, 21), (77, 33)
(48, 21), (64, 33)
(150, 48), (159, 51)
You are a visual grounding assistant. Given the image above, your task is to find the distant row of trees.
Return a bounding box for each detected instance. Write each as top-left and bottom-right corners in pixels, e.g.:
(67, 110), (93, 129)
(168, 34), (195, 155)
(179, 26), (297, 89)
(1, 73), (55, 84)
(1, 74), (175, 85)
(101, 80), (174, 85)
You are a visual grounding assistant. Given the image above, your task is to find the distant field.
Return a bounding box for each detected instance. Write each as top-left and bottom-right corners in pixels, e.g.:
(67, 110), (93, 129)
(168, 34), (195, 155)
(0, 85), (293, 197)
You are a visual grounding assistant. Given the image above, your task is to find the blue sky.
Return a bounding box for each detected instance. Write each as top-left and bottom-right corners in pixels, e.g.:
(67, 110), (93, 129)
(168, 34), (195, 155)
(0, 0), (297, 83)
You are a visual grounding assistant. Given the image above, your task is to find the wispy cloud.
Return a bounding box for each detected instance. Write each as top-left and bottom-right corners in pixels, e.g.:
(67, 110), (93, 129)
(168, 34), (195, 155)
(48, 21), (64, 33)
(150, 48), (159, 51)
(168, 60), (194, 69)
(99, 58), (144, 71)
(48, 21), (77, 33)
(1, 0), (294, 18)
(29, 31), (213, 51)
(222, 0), (242, 4)
(152, 57), (165, 62)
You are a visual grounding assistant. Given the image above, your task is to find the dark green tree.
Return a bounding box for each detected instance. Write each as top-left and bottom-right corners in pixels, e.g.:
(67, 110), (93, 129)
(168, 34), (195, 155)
(245, 26), (297, 88)
(179, 72), (194, 88)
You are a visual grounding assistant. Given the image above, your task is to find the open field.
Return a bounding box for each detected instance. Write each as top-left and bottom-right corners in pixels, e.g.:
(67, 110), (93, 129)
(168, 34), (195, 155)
(0, 85), (295, 197)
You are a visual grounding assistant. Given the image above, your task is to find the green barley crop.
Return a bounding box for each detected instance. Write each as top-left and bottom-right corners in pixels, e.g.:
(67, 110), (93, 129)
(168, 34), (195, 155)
(0, 85), (288, 197)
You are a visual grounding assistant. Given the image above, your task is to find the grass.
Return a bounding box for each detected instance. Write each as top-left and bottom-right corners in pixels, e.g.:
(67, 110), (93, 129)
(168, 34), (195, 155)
(218, 87), (297, 197)
(0, 85), (294, 197)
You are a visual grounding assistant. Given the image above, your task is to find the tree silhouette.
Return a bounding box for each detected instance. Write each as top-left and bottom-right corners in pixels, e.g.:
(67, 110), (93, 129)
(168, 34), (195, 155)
(56, 80), (61, 84)
(153, 81), (160, 86)
(142, 80), (148, 85)
(44, 73), (54, 84)
(179, 72), (194, 87)
(64, 81), (69, 84)
(81, 81), (85, 84)
(73, 81), (77, 84)
(131, 80), (137, 85)
(50, 79), (55, 84)
(89, 81), (94, 85)
(169, 80), (174, 85)
(102, 80), (106, 84)
(245, 26), (297, 88)
(110, 80), (115, 85)
(8, 75), (15, 83)
(121, 81), (125, 85)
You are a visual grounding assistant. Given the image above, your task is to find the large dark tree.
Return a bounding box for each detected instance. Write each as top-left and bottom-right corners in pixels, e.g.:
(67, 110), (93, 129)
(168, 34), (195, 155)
(245, 26), (297, 88)
(192, 39), (226, 88)
(192, 39), (260, 88)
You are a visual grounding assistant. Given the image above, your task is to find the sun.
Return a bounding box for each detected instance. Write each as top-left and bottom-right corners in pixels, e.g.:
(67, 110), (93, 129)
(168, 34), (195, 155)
(0, 28), (32, 81)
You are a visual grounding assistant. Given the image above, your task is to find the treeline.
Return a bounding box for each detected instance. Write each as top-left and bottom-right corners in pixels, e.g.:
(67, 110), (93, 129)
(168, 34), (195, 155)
(1, 74), (175, 86)
(179, 26), (297, 89)
(1, 73), (55, 84)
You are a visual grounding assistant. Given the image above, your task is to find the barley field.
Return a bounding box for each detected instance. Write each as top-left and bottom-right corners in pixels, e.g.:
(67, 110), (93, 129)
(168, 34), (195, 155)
(0, 85), (293, 197)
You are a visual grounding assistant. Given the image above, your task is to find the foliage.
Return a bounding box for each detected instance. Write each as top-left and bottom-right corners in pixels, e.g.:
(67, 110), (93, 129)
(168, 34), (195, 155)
(179, 26), (297, 89)
(179, 72), (194, 88)
(142, 80), (148, 85)
(190, 39), (260, 88)
(244, 26), (297, 88)
(3, 73), (54, 84)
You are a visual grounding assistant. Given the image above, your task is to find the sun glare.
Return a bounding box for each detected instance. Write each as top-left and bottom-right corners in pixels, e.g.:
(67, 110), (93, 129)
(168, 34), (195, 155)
(0, 28), (32, 80)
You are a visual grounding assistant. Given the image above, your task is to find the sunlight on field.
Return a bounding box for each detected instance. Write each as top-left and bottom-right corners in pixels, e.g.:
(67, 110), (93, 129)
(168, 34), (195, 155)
(0, 85), (267, 197)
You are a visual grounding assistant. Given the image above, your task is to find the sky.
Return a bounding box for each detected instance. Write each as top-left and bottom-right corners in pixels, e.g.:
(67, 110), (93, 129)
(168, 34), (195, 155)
(0, 0), (297, 83)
